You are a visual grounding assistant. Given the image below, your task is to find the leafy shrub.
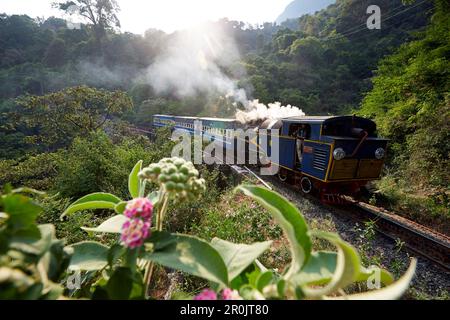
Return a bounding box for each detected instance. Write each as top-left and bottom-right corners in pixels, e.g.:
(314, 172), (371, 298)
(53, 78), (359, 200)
(191, 192), (282, 243)
(0, 152), (60, 191)
(0, 128), (173, 200)
(0, 186), (71, 299)
(37, 195), (112, 245)
(54, 130), (169, 199)
(166, 166), (233, 233)
(60, 158), (417, 300)
(374, 175), (449, 233)
(0, 129), (176, 249)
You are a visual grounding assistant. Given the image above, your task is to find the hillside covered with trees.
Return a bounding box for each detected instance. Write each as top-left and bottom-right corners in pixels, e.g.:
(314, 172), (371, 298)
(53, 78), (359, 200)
(0, 0), (435, 150)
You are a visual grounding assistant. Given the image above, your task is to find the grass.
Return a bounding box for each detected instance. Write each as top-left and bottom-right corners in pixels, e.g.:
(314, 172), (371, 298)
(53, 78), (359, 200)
(38, 196), (107, 243)
(371, 175), (449, 234)
(352, 220), (449, 300)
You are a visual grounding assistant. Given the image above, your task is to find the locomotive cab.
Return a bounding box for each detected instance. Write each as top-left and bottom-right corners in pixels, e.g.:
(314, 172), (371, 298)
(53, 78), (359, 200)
(277, 115), (388, 198)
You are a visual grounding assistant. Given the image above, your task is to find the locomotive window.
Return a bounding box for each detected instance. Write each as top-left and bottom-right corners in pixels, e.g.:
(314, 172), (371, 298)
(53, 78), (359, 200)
(288, 124), (311, 139)
(321, 117), (377, 137)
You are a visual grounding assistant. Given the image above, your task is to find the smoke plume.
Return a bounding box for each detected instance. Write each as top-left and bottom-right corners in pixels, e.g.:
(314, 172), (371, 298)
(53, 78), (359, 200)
(236, 99), (305, 124)
(144, 22), (248, 104)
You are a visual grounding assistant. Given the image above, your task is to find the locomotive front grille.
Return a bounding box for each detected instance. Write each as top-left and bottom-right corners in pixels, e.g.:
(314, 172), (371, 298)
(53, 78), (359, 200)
(313, 148), (328, 171)
(357, 159), (384, 178)
(329, 159), (358, 179)
(328, 159), (384, 180)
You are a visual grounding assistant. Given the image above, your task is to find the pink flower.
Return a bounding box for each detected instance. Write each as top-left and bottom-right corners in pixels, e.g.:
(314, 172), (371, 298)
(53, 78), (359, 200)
(124, 197), (153, 219)
(194, 289), (217, 300)
(120, 218), (151, 249)
(222, 288), (242, 300)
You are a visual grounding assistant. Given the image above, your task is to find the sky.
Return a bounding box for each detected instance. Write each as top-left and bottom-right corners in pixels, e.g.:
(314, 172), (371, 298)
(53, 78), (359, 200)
(0, 0), (294, 33)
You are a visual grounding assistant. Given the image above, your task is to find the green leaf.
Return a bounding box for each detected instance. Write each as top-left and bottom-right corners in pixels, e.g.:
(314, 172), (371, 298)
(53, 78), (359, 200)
(10, 224), (54, 257)
(129, 271), (145, 299)
(237, 185), (312, 277)
(277, 279), (287, 297)
(357, 266), (394, 286)
(108, 244), (126, 266)
(239, 284), (265, 300)
(2, 194), (42, 230)
(294, 251), (394, 288)
(293, 251), (337, 286)
(81, 214), (128, 234)
(106, 267), (133, 300)
(129, 160), (143, 199)
(70, 193), (122, 207)
(41, 237), (72, 282)
(92, 287), (109, 300)
(256, 271), (275, 292)
(211, 237), (271, 281)
(9, 225), (42, 254)
(60, 192), (122, 219)
(330, 259), (417, 300)
(147, 191), (159, 206)
(60, 201), (117, 220)
(67, 241), (109, 271)
(301, 231), (361, 298)
(114, 201), (127, 214)
(142, 231), (228, 286)
(247, 268), (261, 288)
(11, 187), (46, 197)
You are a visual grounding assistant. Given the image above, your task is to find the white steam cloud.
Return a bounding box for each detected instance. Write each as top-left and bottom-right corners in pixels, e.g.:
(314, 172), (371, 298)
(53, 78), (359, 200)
(145, 22), (248, 104)
(236, 100), (305, 124)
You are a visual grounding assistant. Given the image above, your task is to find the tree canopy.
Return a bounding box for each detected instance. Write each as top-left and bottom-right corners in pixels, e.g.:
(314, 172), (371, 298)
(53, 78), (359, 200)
(15, 86), (132, 149)
(359, 0), (449, 190)
(53, 0), (121, 30)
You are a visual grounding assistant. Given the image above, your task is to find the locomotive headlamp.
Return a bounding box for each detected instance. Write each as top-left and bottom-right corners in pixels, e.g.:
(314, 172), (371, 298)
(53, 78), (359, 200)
(333, 148), (346, 160)
(375, 148), (385, 159)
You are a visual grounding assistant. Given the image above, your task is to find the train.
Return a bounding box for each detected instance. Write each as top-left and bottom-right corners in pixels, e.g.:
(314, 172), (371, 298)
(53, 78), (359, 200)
(152, 114), (388, 203)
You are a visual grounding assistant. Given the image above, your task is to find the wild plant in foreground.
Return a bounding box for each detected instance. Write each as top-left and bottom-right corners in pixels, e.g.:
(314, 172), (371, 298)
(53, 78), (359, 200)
(55, 158), (416, 299)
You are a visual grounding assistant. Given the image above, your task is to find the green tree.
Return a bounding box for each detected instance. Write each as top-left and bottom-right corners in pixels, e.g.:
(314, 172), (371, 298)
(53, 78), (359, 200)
(53, 0), (120, 31)
(53, 0), (121, 54)
(359, 0), (449, 189)
(43, 38), (66, 67)
(15, 86), (133, 149)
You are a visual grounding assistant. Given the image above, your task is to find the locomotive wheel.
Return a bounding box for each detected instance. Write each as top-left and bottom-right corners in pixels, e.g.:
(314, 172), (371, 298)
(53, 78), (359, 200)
(300, 176), (313, 194)
(278, 173), (288, 182)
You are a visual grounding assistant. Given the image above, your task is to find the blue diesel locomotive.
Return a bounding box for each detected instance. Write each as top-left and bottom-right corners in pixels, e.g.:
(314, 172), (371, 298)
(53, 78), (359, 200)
(152, 114), (388, 202)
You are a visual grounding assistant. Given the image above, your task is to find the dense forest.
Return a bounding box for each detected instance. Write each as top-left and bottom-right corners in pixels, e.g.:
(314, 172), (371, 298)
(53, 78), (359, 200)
(0, 0), (435, 146)
(0, 0), (448, 300)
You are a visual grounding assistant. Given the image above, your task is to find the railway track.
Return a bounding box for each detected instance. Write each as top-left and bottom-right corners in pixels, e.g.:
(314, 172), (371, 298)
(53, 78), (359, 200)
(348, 200), (450, 271)
(233, 165), (450, 272)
